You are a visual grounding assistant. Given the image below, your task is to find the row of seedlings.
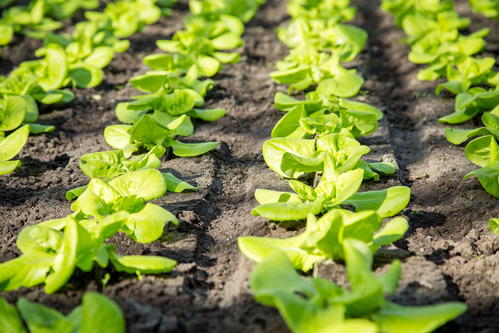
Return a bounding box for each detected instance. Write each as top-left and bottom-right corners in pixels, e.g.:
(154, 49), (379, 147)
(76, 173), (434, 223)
(237, 0), (467, 332)
(0, 0), (179, 329)
(380, 0), (499, 234)
(102, 0), (266, 158)
(0, 0), (267, 330)
(0, 0), (176, 175)
(0, 0), (100, 47)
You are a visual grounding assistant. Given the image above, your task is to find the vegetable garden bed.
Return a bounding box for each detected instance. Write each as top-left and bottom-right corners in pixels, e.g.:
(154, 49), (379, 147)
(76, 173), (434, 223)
(1, 0), (498, 332)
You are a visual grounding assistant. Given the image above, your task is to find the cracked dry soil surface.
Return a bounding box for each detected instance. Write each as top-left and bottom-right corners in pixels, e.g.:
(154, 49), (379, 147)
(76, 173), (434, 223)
(1, 0), (498, 332)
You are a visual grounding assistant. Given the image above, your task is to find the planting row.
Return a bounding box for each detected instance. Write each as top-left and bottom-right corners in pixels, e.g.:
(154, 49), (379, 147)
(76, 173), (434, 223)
(237, 0), (467, 332)
(381, 0), (499, 234)
(0, 0), (265, 330)
(0, 0), (176, 175)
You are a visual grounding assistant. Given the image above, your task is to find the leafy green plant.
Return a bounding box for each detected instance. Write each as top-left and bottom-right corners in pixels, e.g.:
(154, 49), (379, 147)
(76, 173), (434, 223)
(255, 144), (407, 221)
(104, 114), (219, 158)
(0, 0), (179, 140)
(266, 0), (366, 93)
(286, 0), (356, 23)
(262, 132), (392, 179)
(66, 145), (197, 199)
(250, 244), (467, 333)
(273, 91), (383, 139)
(0, 292), (125, 333)
(239, 208), (408, 272)
(461, 135), (499, 198)
(470, 0), (499, 20)
(0, 0), (62, 46)
(439, 88), (499, 125)
(0, 124), (30, 175)
(0, 169), (178, 293)
(381, 0), (495, 98)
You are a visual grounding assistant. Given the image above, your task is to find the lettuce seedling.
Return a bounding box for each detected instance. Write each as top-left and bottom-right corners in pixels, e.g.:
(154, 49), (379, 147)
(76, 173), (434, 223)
(0, 124), (30, 175)
(71, 169), (178, 243)
(189, 0), (262, 23)
(0, 174), (178, 294)
(104, 114), (219, 158)
(0, 0), (62, 45)
(116, 89), (224, 124)
(7, 292), (125, 333)
(439, 88), (499, 125)
(239, 208), (408, 272)
(66, 145), (196, 200)
(257, 134), (405, 221)
(0, 43), (74, 108)
(249, 244), (467, 333)
(273, 93), (383, 139)
(462, 135), (499, 198)
(470, 0), (499, 20)
(445, 105), (499, 145)
(262, 133), (391, 180)
(435, 56), (495, 95)
(277, 18), (367, 63)
(286, 0), (356, 23)
(269, 0), (367, 94)
(271, 51), (364, 93)
(0, 94), (55, 134)
(0, 218), (77, 293)
(156, 13), (245, 79)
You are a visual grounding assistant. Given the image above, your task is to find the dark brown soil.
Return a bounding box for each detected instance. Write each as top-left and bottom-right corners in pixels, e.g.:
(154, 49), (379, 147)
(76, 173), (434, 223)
(1, 1), (498, 332)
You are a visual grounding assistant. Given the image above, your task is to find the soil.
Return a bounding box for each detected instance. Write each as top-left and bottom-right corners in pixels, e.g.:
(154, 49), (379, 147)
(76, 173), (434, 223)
(1, 0), (498, 332)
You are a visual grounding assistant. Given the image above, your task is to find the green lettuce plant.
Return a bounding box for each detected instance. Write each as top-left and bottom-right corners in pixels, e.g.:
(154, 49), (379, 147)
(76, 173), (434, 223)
(249, 245), (467, 333)
(439, 88), (499, 125)
(470, 0), (499, 20)
(0, 169), (178, 293)
(189, 0), (265, 23)
(255, 146), (408, 221)
(0, 125), (30, 175)
(66, 145), (197, 199)
(262, 133), (391, 179)
(0, 292), (125, 333)
(273, 91), (383, 139)
(104, 114), (219, 158)
(107, 0), (265, 160)
(286, 0), (357, 23)
(239, 209), (409, 272)
(0, 0), (62, 46)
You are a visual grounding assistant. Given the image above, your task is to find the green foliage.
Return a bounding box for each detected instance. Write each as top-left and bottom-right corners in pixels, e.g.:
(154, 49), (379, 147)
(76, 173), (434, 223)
(382, 0), (499, 201)
(0, 124), (30, 175)
(66, 145), (196, 200)
(463, 135), (499, 198)
(107, 0), (266, 160)
(381, 0), (496, 109)
(237, 1), (469, 331)
(250, 247), (466, 333)
(268, 0), (365, 93)
(272, 93), (383, 139)
(470, 0), (499, 20)
(0, 292), (125, 333)
(0, 169), (178, 293)
(239, 209), (408, 271)
(0, 0), (179, 140)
